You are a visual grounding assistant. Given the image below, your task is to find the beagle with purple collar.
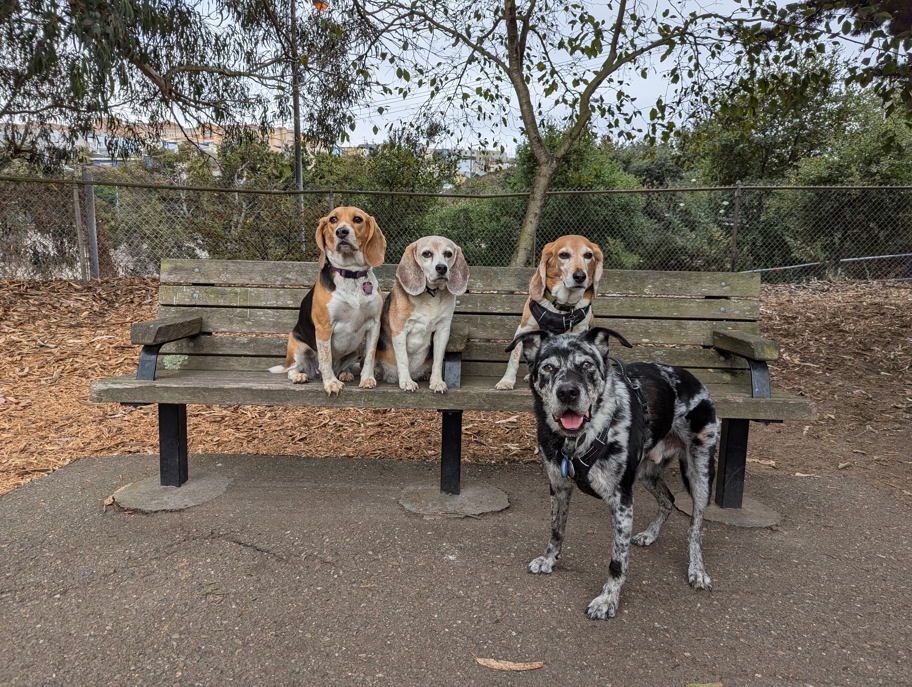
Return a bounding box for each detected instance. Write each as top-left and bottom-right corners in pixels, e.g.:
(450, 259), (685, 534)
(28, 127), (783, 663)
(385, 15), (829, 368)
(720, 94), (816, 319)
(495, 234), (603, 390)
(376, 236), (469, 392)
(269, 206), (386, 395)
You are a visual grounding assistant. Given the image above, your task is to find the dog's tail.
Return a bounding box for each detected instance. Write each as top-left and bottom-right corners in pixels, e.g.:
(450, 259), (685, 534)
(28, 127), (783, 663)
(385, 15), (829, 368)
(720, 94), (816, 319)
(268, 364), (292, 374)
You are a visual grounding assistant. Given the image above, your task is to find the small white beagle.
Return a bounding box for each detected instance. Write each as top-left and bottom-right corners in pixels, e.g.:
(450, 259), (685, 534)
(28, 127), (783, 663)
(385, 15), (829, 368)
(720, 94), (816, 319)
(377, 236), (469, 392)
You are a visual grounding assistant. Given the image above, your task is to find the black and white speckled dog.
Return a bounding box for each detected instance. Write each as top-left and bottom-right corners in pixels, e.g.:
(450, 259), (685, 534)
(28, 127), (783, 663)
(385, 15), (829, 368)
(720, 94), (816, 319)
(508, 327), (720, 620)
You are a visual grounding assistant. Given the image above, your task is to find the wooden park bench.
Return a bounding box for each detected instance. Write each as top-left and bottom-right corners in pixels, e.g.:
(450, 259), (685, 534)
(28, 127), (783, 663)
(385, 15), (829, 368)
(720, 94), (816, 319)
(89, 259), (816, 508)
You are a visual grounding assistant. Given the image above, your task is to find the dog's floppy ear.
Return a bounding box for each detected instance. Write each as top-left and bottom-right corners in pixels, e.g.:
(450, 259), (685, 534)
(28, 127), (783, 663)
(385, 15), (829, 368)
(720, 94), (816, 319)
(362, 215), (387, 267)
(505, 330), (549, 365)
(528, 241), (555, 302)
(583, 327), (633, 356)
(396, 241), (426, 296)
(589, 241), (604, 295)
(315, 216), (330, 269)
(447, 245), (470, 295)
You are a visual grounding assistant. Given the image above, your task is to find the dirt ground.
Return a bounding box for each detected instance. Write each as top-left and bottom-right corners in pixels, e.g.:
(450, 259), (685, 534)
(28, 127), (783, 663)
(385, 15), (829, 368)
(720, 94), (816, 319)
(1, 278), (910, 503)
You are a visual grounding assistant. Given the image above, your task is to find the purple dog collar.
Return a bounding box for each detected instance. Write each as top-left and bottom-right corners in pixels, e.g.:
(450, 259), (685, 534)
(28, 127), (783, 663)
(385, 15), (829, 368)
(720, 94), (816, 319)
(327, 262), (373, 294)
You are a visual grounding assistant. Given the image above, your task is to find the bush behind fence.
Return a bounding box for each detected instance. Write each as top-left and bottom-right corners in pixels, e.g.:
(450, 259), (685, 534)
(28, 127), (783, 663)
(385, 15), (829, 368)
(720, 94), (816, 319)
(1, 176), (911, 282)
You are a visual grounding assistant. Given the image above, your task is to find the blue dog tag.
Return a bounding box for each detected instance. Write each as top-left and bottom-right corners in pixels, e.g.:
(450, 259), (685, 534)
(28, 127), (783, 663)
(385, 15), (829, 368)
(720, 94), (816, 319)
(561, 456), (575, 479)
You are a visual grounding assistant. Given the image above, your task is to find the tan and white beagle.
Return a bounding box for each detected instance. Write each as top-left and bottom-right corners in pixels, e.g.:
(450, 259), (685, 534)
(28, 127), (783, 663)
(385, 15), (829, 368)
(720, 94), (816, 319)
(269, 206), (386, 395)
(495, 234), (603, 390)
(376, 236), (469, 392)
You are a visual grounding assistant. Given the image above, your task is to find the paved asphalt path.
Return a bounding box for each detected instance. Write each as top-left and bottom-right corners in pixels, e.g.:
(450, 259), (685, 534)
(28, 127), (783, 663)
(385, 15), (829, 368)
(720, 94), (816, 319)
(1, 453), (909, 686)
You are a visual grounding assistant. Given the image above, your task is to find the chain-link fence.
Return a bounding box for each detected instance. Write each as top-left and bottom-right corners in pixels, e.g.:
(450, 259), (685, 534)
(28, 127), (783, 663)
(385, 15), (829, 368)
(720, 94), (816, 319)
(2, 176), (911, 281)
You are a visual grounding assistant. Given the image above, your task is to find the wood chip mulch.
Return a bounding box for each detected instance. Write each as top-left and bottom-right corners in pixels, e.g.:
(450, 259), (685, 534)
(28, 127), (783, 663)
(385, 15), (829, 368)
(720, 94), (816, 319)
(1, 277), (909, 500)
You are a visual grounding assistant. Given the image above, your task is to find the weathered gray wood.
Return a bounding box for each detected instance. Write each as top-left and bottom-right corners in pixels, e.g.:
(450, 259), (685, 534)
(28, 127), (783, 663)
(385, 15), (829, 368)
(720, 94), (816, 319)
(130, 315), (202, 346)
(158, 354), (284, 372)
(162, 335), (287, 357)
(161, 259), (759, 297)
(460, 361), (751, 386)
(460, 341), (750, 368)
(90, 371), (815, 420)
(713, 329), (781, 361)
(155, 306), (759, 344)
(159, 285), (760, 321)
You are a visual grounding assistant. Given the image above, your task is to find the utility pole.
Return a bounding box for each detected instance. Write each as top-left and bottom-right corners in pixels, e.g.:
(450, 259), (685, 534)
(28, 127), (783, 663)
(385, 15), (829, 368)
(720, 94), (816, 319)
(290, 0), (303, 211)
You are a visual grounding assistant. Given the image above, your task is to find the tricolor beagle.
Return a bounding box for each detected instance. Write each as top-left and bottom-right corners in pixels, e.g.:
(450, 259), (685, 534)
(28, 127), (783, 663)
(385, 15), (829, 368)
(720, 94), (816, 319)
(495, 234), (603, 390)
(376, 236), (469, 392)
(269, 206), (386, 395)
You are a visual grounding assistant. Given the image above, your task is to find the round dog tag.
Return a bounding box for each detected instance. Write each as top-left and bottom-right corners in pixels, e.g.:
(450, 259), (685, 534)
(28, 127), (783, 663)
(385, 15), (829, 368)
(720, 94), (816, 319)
(362, 282), (373, 295)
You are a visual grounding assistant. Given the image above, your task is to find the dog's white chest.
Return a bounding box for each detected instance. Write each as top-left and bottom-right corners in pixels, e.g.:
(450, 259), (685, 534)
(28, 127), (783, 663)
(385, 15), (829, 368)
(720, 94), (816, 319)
(405, 292), (455, 353)
(328, 277), (381, 354)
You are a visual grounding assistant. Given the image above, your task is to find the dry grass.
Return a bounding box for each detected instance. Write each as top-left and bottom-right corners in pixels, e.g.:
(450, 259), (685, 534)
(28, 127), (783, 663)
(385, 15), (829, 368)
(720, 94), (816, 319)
(1, 277), (909, 500)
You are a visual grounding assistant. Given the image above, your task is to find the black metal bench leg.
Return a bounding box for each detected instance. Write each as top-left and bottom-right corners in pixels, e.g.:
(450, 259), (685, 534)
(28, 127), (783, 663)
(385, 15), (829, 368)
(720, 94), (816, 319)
(440, 410), (463, 495)
(715, 418), (748, 509)
(159, 403), (188, 487)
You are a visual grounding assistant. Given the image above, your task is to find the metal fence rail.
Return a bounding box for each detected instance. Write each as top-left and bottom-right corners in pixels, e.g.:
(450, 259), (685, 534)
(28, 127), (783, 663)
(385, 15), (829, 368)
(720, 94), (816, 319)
(2, 175), (911, 281)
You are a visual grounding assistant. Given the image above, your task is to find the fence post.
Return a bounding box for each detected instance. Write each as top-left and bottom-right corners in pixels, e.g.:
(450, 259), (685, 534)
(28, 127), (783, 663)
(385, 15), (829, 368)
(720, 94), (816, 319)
(82, 167), (100, 278)
(328, 191), (335, 212)
(71, 183), (88, 282)
(730, 180), (742, 272)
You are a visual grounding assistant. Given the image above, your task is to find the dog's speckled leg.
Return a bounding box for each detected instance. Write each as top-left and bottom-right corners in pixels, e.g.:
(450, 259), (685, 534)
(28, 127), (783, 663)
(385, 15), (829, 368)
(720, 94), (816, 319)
(528, 458), (572, 575)
(586, 488), (633, 620)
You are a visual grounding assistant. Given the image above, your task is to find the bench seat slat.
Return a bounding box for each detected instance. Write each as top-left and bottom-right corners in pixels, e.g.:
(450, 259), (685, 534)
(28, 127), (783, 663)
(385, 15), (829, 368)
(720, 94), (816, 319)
(161, 259), (759, 297)
(159, 285), (760, 321)
(90, 371), (816, 421)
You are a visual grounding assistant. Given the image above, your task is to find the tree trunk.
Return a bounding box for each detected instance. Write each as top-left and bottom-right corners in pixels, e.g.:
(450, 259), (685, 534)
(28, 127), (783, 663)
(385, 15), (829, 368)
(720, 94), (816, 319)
(509, 161), (558, 267)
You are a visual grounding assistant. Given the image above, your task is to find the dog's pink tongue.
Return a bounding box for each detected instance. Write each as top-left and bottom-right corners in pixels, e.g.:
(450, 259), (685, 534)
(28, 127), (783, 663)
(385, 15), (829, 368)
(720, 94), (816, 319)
(560, 411), (585, 430)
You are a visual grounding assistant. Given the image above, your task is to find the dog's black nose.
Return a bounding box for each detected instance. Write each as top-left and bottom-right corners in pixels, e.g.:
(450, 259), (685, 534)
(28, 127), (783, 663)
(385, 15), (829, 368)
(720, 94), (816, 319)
(335, 226), (349, 238)
(556, 384), (580, 404)
(572, 270), (587, 284)
(436, 263), (448, 275)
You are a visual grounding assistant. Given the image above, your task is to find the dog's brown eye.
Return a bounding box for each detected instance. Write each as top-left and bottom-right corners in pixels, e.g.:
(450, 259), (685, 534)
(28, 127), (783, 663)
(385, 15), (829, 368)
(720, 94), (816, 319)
(558, 252), (570, 260)
(329, 216), (338, 223)
(353, 216), (363, 223)
(444, 251), (452, 258)
(422, 250), (433, 259)
(584, 252), (593, 259)
(542, 364), (554, 373)
(581, 361), (592, 370)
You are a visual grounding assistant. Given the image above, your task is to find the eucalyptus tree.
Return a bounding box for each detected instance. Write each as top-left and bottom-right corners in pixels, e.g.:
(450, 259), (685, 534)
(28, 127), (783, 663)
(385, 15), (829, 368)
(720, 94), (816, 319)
(352, 0), (912, 266)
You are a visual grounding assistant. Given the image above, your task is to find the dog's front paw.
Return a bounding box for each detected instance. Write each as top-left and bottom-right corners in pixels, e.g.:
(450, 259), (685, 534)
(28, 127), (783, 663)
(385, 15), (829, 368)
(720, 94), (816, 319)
(429, 379), (447, 393)
(399, 378), (419, 392)
(323, 378), (345, 395)
(586, 592), (620, 620)
(688, 566), (712, 591)
(527, 556), (556, 574)
(494, 379), (515, 390)
(631, 530), (657, 547)
(359, 377), (377, 389)
(339, 370), (355, 383)
(291, 372), (309, 384)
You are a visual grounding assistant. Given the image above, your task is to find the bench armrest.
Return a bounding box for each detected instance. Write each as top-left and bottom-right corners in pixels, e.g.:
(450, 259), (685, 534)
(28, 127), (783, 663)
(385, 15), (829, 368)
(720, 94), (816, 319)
(712, 329), (779, 361)
(131, 315), (203, 346)
(445, 321), (468, 354)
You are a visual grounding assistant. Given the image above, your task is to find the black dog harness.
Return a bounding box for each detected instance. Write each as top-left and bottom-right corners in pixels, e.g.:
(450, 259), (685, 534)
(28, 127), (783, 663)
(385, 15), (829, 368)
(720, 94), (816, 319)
(529, 298), (591, 335)
(560, 356), (648, 499)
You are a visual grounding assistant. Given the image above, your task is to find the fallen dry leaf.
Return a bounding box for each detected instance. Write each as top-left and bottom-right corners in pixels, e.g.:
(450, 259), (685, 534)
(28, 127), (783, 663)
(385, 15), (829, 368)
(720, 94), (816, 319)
(795, 472), (818, 477)
(474, 656), (544, 672)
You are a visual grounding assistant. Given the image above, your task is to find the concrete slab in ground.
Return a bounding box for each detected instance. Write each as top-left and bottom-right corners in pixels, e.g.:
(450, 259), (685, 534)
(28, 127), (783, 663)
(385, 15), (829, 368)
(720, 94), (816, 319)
(1, 453), (909, 686)
(112, 471), (232, 512)
(674, 491), (780, 528)
(398, 482), (509, 517)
